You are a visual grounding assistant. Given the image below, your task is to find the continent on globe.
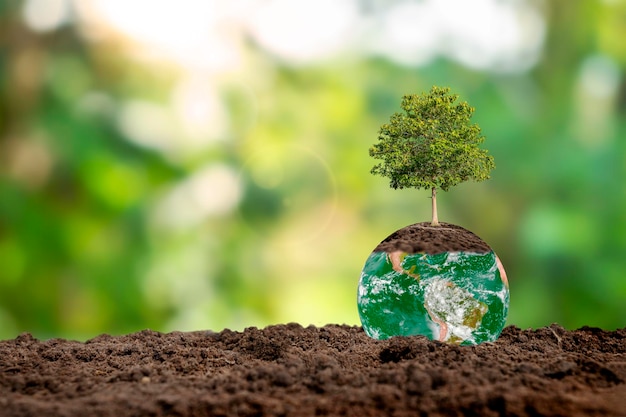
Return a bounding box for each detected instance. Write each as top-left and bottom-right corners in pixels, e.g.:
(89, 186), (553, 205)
(358, 223), (509, 345)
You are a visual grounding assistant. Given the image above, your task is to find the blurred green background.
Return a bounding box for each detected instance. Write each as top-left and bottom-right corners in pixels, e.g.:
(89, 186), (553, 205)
(1, 0), (625, 340)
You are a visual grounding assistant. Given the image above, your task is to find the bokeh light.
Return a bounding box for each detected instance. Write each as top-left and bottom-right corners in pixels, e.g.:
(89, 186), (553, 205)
(1, 0), (625, 340)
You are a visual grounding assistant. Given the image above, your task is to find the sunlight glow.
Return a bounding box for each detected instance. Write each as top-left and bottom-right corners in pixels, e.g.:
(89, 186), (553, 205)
(117, 91), (227, 160)
(246, 0), (360, 64)
(151, 164), (243, 230)
(375, 0), (545, 71)
(579, 54), (621, 99)
(77, 0), (545, 72)
(574, 54), (621, 148)
(117, 100), (178, 155)
(80, 0), (244, 71)
(172, 76), (228, 145)
(22, 0), (69, 32)
(372, 2), (439, 66)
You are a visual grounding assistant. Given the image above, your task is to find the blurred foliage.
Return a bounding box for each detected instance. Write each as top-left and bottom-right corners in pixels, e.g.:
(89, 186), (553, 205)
(1, 0), (625, 340)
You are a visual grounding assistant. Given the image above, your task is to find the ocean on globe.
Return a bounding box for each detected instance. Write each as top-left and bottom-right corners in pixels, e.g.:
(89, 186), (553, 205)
(358, 250), (509, 345)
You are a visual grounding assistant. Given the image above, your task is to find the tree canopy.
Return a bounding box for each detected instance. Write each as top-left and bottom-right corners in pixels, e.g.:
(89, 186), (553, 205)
(369, 86), (495, 192)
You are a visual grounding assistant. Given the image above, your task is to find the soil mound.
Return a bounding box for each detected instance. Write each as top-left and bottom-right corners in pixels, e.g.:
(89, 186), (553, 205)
(1, 324), (625, 416)
(374, 222), (492, 254)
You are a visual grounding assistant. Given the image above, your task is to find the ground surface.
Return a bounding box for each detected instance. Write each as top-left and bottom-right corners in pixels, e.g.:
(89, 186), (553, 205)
(1, 324), (625, 417)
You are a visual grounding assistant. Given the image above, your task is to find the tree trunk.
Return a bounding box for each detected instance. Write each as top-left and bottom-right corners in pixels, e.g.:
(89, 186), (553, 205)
(431, 187), (439, 226)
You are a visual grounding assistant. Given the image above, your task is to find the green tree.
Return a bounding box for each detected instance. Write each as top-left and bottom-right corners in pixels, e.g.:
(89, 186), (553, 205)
(370, 86), (495, 226)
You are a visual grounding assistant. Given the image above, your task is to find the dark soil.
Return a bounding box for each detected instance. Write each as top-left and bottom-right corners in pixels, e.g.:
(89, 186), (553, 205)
(375, 222), (492, 254)
(1, 324), (625, 416)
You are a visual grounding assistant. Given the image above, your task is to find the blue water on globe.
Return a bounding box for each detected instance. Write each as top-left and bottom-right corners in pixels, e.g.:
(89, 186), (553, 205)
(357, 250), (509, 345)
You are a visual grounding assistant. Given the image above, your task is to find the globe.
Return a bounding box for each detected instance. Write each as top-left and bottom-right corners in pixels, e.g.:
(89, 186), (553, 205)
(357, 222), (509, 345)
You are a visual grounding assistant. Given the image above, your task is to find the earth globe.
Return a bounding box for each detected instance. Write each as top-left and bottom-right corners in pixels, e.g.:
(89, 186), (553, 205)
(358, 222), (509, 345)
